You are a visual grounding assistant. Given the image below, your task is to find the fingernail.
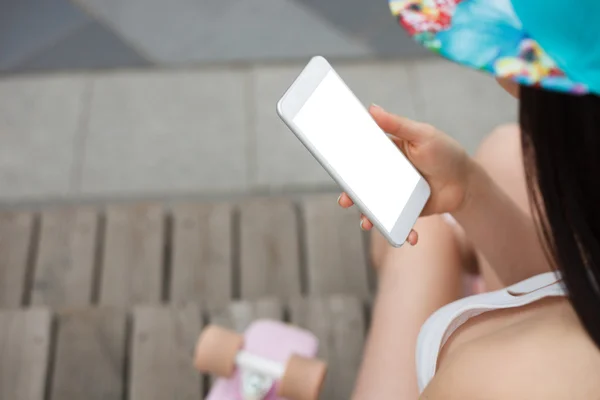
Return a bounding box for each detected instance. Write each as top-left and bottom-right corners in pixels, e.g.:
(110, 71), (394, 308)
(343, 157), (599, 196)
(360, 220), (365, 231)
(337, 194), (342, 205)
(371, 103), (384, 111)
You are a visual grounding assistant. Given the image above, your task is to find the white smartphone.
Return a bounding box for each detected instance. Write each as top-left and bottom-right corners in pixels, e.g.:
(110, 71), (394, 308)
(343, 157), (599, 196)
(276, 56), (430, 247)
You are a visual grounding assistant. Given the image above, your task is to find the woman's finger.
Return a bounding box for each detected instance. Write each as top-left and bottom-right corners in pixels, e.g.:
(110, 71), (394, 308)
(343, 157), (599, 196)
(339, 192), (414, 241)
(360, 215), (373, 231)
(369, 104), (430, 143)
(337, 195), (373, 230)
(337, 193), (354, 208)
(407, 229), (418, 246)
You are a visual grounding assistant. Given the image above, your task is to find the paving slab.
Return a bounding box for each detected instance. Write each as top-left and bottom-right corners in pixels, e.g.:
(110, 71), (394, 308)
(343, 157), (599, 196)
(76, 0), (370, 65)
(335, 61), (418, 119)
(79, 69), (249, 196)
(251, 64), (330, 189)
(296, 0), (430, 58)
(18, 21), (151, 73)
(0, 75), (87, 200)
(251, 60), (418, 189)
(0, 0), (89, 71)
(409, 59), (518, 154)
(366, 19), (431, 58)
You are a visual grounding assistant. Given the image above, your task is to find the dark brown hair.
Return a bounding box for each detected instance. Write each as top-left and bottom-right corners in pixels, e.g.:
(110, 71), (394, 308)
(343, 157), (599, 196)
(519, 85), (600, 346)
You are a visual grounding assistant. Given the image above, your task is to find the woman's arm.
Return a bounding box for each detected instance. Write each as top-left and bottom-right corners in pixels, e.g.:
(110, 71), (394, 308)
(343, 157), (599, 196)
(351, 216), (464, 400)
(452, 162), (550, 285)
(349, 163), (548, 399)
(345, 106), (549, 287)
(341, 107), (550, 398)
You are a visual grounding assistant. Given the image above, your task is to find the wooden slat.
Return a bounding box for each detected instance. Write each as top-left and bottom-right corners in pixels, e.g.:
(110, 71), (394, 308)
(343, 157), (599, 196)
(290, 295), (365, 400)
(0, 212), (34, 307)
(209, 298), (282, 332)
(31, 208), (97, 307)
(0, 308), (52, 400)
(129, 305), (202, 400)
(50, 308), (127, 400)
(171, 204), (232, 308)
(100, 204), (163, 306)
(239, 199), (301, 299)
(303, 196), (370, 298)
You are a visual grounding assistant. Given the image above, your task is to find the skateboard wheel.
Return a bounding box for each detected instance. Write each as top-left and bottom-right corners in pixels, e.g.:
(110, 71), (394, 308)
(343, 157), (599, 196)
(278, 354), (327, 400)
(194, 325), (243, 377)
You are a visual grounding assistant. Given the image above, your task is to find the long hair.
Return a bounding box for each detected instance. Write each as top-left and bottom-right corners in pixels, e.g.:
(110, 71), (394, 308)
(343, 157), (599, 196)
(519, 85), (600, 347)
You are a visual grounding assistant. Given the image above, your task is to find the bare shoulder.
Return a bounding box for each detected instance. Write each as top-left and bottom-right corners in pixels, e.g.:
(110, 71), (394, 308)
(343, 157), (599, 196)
(420, 307), (600, 400)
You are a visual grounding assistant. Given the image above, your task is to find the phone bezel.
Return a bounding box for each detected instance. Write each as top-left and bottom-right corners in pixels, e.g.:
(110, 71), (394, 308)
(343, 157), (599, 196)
(276, 55), (430, 247)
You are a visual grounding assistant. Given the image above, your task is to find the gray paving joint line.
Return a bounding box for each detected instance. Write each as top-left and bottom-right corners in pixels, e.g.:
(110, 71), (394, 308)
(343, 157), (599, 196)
(70, 80), (95, 193)
(245, 70), (258, 186)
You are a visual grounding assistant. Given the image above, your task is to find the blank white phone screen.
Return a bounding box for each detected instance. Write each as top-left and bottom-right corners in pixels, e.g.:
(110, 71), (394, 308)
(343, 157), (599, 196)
(293, 70), (420, 231)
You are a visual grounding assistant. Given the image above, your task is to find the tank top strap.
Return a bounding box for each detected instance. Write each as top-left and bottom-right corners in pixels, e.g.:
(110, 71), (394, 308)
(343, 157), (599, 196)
(504, 271), (565, 298)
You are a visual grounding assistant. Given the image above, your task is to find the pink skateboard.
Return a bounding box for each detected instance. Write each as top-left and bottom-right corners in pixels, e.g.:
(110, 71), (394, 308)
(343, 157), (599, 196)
(194, 319), (327, 400)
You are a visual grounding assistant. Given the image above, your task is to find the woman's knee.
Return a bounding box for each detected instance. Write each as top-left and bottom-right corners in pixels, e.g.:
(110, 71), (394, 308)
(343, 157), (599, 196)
(471, 123), (536, 290)
(474, 123), (529, 212)
(474, 123), (521, 174)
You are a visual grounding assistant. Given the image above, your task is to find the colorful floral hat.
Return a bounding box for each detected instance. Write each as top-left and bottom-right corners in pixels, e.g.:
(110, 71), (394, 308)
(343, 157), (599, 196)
(388, 0), (600, 96)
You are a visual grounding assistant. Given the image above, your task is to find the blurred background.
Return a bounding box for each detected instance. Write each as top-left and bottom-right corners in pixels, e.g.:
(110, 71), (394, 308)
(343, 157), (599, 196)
(0, 2), (522, 397)
(0, 0), (517, 205)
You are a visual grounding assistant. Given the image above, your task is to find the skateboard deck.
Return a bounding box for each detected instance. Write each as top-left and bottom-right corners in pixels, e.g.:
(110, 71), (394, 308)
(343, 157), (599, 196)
(206, 319), (319, 400)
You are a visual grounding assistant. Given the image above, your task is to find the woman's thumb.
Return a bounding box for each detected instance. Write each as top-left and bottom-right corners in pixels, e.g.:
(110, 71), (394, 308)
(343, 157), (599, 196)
(369, 104), (429, 143)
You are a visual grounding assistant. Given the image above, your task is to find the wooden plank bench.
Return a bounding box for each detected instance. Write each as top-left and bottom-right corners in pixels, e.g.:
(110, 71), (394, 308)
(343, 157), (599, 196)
(0, 308), (51, 400)
(0, 196), (371, 308)
(0, 195), (373, 400)
(0, 298), (367, 400)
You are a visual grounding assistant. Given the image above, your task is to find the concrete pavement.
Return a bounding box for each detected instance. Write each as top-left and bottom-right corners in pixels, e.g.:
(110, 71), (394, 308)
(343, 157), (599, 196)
(0, 58), (517, 203)
(1, 0), (427, 73)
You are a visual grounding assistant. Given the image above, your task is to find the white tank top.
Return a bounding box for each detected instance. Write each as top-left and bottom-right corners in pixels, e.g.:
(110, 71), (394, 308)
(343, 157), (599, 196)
(416, 271), (567, 392)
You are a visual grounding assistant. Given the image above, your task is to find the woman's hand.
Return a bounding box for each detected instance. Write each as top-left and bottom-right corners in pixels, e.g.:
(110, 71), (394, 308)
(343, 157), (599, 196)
(339, 104), (474, 245)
